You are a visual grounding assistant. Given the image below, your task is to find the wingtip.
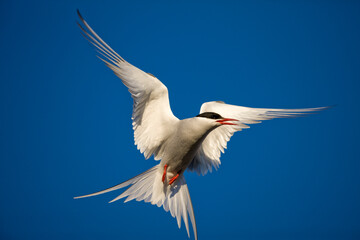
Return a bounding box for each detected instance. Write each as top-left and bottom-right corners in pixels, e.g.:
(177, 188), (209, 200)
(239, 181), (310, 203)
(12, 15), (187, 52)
(324, 105), (336, 110)
(308, 105), (334, 114)
(76, 9), (83, 20)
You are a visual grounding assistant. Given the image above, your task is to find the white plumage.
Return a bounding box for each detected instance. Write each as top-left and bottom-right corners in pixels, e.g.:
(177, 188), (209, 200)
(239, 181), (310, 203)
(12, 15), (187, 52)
(75, 10), (328, 240)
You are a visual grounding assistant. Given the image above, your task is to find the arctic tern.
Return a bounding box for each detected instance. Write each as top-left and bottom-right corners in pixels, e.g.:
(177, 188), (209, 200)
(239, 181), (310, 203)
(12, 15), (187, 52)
(75, 10), (327, 240)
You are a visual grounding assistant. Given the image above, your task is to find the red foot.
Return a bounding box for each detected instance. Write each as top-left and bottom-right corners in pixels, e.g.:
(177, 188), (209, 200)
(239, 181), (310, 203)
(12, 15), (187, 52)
(162, 164), (168, 182)
(169, 170), (182, 185)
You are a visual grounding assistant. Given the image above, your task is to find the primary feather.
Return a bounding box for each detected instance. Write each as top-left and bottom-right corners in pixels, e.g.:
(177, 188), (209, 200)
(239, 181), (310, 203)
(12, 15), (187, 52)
(188, 101), (328, 175)
(77, 10), (179, 161)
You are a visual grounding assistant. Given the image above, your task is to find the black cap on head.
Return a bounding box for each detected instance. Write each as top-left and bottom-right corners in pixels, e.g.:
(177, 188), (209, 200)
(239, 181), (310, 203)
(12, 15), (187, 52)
(196, 112), (223, 119)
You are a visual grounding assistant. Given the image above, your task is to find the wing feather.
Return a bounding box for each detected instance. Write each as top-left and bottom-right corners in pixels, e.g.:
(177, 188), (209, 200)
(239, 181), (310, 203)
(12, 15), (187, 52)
(77, 11), (178, 160)
(189, 101), (329, 175)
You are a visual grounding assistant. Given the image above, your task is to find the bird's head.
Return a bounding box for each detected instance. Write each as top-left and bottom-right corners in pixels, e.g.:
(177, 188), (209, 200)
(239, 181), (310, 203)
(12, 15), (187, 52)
(196, 112), (238, 127)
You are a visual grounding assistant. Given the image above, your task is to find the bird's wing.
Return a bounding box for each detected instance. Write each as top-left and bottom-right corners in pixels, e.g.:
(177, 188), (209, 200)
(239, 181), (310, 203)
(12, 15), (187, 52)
(188, 101), (328, 175)
(77, 11), (179, 160)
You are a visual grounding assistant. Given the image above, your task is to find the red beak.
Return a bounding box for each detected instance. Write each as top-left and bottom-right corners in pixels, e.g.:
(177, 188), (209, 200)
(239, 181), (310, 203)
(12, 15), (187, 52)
(216, 118), (238, 125)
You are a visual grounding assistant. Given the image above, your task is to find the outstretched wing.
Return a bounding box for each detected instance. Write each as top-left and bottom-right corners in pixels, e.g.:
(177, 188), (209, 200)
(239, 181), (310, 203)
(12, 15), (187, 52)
(188, 101), (328, 175)
(77, 11), (179, 160)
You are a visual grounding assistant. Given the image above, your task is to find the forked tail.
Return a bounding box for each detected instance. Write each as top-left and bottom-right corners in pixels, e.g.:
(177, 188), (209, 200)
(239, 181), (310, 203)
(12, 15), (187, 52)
(74, 165), (197, 240)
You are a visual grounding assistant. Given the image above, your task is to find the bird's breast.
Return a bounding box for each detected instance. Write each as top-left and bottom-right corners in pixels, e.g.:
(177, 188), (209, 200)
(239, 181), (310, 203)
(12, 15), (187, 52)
(160, 120), (216, 173)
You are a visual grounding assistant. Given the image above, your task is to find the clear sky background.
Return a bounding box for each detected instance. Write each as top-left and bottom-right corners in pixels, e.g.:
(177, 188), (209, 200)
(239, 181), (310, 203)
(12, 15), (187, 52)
(1, 1), (359, 239)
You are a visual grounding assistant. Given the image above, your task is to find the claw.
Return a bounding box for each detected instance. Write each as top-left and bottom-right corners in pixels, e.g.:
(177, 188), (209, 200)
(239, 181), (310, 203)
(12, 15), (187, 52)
(162, 164), (168, 182)
(169, 170), (181, 185)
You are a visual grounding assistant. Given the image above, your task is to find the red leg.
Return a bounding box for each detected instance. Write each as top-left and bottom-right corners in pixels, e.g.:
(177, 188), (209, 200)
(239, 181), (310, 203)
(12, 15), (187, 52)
(169, 170), (182, 185)
(162, 164), (168, 182)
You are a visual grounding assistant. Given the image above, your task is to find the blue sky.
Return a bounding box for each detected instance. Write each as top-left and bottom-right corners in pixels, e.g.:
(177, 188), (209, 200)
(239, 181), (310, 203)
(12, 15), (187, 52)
(1, 0), (360, 239)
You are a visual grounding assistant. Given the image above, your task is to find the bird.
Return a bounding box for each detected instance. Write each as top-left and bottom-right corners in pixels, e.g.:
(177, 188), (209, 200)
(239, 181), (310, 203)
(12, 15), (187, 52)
(74, 10), (328, 240)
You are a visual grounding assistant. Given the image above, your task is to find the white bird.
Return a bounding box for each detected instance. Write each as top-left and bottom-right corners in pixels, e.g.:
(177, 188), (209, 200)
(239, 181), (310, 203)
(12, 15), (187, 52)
(75, 10), (328, 240)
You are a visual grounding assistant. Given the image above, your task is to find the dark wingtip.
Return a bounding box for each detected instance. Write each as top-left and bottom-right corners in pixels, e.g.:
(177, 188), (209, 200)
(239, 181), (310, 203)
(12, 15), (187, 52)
(77, 9), (84, 21)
